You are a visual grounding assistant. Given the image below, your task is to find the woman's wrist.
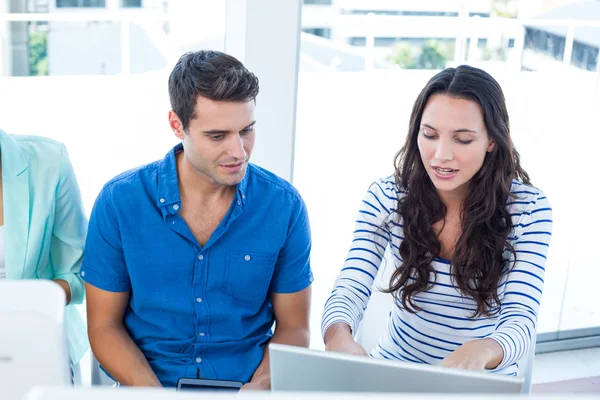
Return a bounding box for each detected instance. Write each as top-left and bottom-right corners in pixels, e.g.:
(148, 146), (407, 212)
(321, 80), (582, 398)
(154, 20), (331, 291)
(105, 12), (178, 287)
(324, 322), (352, 345)
(479, 338), (504, 369)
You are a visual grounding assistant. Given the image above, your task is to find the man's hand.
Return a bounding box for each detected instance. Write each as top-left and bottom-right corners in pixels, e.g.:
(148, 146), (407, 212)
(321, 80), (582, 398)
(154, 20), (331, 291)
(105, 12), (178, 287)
(324, 322), (369, 356)
(243, 287), (312, 392)
(439, 338), (504, 371)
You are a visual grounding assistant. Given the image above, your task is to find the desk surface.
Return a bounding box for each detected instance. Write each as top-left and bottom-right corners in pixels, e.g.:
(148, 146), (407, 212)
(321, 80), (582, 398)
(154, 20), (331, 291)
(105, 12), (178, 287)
(532, 375), (600, 394)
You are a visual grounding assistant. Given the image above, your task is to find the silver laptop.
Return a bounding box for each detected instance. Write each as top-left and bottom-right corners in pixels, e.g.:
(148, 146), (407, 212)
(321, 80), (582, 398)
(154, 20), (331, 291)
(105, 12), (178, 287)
(0, 281), (70, 400)
(269, 344), (523, 394)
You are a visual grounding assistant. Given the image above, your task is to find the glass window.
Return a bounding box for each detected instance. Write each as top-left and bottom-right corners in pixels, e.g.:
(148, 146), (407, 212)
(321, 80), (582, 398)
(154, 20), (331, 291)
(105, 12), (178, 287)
(56, 0), (106, 7)
(298, 0), (600, 348)
(342, 9), (459, 17)
(571, 41), (599, 71)
(303, 0), (332, 5)
(303, 28), (332, 39)
(348, 36), (366, 47)
(122, 0), (142, 8)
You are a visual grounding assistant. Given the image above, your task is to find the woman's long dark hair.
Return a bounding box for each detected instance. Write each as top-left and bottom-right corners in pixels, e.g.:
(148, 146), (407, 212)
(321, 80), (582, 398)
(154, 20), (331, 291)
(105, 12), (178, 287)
(384, 65), (530, 317)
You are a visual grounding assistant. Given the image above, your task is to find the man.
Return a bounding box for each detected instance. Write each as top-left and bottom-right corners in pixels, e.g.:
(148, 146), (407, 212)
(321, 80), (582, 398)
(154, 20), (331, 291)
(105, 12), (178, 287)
(82, 50), (313, 389)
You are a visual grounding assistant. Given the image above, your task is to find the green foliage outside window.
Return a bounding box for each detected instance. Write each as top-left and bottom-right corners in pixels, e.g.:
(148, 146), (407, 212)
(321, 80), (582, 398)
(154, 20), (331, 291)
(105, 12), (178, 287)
(29, 31), (48, 76)
(387, 40), (455, 70)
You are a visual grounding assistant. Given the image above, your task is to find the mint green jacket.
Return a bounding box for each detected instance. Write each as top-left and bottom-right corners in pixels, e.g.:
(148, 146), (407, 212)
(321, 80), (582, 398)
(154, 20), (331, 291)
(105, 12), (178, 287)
(1, 130), (88, 365)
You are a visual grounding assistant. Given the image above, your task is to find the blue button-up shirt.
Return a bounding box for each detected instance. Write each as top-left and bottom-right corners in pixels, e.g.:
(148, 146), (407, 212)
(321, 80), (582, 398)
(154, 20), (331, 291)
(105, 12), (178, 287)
(81, 144), (313, 387)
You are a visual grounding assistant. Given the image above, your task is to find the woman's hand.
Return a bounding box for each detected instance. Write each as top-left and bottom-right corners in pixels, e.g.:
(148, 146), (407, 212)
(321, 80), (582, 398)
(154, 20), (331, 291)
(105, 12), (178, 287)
(440, 339), (504, 371)
(324, 322), (369, 356)
(240, 374), (270, 391)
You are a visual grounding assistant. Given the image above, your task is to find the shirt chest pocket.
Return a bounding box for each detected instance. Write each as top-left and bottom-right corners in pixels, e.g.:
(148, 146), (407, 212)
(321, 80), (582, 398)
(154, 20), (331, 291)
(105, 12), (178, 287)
(223, 251), (276, 301)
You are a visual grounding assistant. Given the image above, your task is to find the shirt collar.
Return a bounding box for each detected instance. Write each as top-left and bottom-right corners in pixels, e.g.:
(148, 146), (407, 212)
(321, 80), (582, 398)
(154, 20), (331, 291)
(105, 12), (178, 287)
(156, 143), (182, 216)
(156, 143), (250, 214)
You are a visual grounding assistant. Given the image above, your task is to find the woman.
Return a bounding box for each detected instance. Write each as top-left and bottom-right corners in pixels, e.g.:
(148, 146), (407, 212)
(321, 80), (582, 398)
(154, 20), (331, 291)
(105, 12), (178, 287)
(321, 65), (552, 376)
(0, 129), (88, 379)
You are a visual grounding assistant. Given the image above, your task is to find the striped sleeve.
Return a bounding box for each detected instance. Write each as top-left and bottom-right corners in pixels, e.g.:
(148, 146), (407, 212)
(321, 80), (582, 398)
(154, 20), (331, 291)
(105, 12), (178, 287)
(321, 178), (396, 340)
(489, 191), (552, 370)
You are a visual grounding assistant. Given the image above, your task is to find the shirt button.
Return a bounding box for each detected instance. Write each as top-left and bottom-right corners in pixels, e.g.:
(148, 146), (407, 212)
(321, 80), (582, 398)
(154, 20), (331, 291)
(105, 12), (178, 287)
(196, 297), (203, 303)
(81, 271), (86, 277)
(237, 200), (241, 205)
(159, 198), (165, 203)
(173, 204), (180, 211)
(198, 254), (204, 261)
(198, 333), (205, 337)
(195, 357), (202, 363)
(244, 255), (251, 261)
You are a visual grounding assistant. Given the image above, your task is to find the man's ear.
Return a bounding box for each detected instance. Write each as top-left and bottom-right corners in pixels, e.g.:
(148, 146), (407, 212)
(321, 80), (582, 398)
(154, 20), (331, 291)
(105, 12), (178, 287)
(169, 110), (185, 140)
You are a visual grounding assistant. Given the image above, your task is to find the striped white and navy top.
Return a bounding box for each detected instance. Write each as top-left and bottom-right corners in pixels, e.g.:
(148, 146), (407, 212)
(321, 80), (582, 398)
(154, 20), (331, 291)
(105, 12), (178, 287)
(321, 176), (552, 376)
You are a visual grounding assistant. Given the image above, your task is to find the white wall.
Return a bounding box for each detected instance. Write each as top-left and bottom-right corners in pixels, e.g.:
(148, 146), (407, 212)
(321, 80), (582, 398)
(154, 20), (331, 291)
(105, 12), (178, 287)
(225, 0), (302, 182)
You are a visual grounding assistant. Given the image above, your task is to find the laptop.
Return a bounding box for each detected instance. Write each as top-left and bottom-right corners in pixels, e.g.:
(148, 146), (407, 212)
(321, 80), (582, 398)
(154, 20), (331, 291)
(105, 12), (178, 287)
(27, 386), (586, 400)
(269, 344), (523, 394)
(0, 280), (71, 400)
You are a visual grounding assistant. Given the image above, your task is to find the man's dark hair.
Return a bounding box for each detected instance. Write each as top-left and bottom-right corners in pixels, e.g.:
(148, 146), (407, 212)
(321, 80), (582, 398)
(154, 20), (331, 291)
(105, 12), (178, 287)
(168, 50), (259, 131)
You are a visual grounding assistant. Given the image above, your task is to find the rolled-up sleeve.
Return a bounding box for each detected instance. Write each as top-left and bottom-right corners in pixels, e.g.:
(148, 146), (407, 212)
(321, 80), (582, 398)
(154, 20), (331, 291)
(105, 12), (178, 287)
(50, 145), (88, 305)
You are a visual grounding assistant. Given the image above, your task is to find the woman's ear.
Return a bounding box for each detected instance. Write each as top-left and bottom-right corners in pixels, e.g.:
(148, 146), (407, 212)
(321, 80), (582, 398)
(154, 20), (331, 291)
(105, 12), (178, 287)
(487, 140), (496, 153)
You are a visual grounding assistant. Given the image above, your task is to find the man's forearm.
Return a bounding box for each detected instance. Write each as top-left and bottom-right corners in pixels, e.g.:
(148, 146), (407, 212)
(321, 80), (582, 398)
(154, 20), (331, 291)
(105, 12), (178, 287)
(89, 324), (162, 387)
(250, 327), (310, 386)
